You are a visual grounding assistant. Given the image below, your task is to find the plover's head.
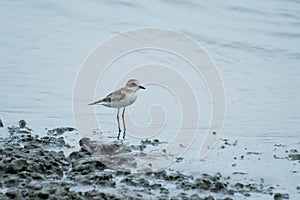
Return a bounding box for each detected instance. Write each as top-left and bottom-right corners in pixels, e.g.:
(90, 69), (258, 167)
(125, 79), (146, 92)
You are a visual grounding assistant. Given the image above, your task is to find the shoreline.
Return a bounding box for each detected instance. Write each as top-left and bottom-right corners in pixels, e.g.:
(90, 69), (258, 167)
(0, 120), (296, 199)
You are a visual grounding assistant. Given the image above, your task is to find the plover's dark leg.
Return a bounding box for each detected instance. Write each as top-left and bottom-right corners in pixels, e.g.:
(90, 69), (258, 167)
(122, 107), (126, 139)
(117, 108), (121, 139)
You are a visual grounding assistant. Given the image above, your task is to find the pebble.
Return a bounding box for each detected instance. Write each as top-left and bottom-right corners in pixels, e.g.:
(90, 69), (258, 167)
(274, 193), (289, 200)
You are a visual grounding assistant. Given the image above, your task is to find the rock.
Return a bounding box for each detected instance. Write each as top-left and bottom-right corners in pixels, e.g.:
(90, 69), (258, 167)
(160, 187), (169, 194)
(288, 153), (300, 161)
(141, 138), (160, 146)
(18, 171), (32, 180)
(30, 172), (46, 180)
(24, 143), (40, 150)
(11, 158), (28, 170)
(0, 161), (6, 174)
(47, 127), (76, 136)
(211, 181), (227, 192)
(274, 193), (289, 200)
(203, 195), (215, 200)
(5, 190), (19, 199)
(235, 182), (244, 189)
(0, 119), (3, 128)
(27, 182), (43, 190)
(19, 119), (27, 128)
(68, 151), (90, 160)
(195, 178), (212, 190)
(4, 178), (20, 187)
(190, 194), (201, 200)
(79, 137), (97, 153)
(71, 159), (106, 176)
(115, 170), (131, 176)
(37, 191), (50, 199)
(244, 193), (251, 197)
(227, 189), (235, 195)
(90, 172), (115, 186)
(150, 183), (162, 190)
(153, 170), (168, 180)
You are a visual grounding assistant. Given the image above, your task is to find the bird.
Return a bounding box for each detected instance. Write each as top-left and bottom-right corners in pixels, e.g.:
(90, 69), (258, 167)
(88, 79), (146, 139)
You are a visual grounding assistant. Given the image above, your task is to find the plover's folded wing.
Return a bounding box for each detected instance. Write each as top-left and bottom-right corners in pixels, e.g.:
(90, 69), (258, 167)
(106, 88), (126, 103)
(88, 88), (126, 105)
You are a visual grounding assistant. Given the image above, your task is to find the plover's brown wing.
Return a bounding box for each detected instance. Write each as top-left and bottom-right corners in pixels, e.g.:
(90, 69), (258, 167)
(88, 88), (126, 105)
(105, 88), (127, 103)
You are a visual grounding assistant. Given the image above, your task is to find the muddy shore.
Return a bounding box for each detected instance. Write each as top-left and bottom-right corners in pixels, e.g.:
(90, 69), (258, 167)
(0, 120), (297, 199)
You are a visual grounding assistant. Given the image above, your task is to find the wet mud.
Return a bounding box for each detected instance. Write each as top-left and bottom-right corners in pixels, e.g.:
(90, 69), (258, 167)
(0, 120), (297, 199)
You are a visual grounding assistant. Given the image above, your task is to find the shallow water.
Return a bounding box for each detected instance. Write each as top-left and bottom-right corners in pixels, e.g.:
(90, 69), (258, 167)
(1, 0), (300, 199)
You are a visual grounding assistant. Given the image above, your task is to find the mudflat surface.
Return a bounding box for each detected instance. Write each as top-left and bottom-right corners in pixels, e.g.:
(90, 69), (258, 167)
(0, 121), (299, 199)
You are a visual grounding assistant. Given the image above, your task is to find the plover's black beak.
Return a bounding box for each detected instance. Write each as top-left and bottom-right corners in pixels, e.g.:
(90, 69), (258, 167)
(139, 85), (146, 89)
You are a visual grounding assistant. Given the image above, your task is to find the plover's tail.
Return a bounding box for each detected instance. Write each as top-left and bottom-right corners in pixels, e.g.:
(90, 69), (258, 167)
(88, 99), (104, 106)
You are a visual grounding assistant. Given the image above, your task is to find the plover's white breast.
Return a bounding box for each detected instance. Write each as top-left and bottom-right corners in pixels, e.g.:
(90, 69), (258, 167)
(111, 92), (137, 108)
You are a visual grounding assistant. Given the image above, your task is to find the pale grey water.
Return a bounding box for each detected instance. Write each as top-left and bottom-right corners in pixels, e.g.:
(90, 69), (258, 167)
(1, 0), (300, 198)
